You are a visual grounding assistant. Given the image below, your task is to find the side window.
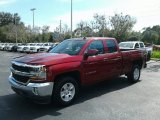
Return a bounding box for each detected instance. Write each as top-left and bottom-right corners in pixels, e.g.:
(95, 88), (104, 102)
(140, 43), (144, 48)
(105, 40), (117, 53)
(88, 40), (104, 54)
(135, 43), (139, 48)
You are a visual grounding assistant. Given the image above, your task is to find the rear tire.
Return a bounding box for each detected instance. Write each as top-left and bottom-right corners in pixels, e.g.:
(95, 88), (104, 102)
(127, 65), (141, 83)
(52, 76), (79, 106)
(147, 53), (151, 61)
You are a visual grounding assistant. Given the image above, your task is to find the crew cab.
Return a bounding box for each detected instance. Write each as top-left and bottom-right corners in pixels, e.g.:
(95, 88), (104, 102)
(8, 37), (147, 106)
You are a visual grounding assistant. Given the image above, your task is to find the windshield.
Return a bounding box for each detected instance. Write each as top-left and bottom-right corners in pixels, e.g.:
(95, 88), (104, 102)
(49, 40), (87, 55)
(119, 42), (134, 48)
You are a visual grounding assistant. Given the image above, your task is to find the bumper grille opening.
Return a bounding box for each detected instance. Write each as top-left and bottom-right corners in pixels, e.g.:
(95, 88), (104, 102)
(12, 73), (30, 83)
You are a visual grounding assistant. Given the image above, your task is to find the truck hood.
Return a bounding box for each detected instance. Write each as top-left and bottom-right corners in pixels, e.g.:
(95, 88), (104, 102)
(13, 53), (83, 66)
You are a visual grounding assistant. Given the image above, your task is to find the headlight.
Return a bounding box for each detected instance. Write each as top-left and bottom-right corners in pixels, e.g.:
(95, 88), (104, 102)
(30, 66), (47, 81)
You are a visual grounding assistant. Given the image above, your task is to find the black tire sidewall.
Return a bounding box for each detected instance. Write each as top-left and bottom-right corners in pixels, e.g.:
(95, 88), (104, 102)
(128, 65), (141, 83)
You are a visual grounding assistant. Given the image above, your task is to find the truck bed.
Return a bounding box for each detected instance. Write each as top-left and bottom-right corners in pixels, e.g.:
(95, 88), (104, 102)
(120, 49), (145, 75)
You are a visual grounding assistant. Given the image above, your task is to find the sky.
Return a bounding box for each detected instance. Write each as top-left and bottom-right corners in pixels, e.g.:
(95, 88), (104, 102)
(0, 0), (160, 32)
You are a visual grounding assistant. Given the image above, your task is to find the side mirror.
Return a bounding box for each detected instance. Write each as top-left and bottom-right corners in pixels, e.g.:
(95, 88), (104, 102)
(84, 49), (98, 59)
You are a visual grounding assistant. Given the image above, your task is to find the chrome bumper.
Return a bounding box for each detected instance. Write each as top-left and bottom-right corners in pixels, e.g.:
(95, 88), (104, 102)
(8, 75), (54, 102)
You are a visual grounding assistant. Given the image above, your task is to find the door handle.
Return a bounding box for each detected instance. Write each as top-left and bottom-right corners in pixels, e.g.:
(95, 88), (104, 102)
(104, 58), (108, 61)
(113, 56), (122, 61)
(116, 56), (121, 59)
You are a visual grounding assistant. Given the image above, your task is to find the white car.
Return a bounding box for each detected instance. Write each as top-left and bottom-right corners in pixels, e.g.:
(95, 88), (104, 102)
(39, 43), (54, 52)
(119, 41), (146, 49)
(0, 43), (9, 50)
(5, 43), (15, 51)
(0, 43), (5, 50)
(22, 43), (35, 53)
(29, 43), (44, 53)
(17, 44), (27, 52)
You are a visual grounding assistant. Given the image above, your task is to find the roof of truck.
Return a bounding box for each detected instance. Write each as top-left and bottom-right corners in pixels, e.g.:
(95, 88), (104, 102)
(66, 37), (116, 41)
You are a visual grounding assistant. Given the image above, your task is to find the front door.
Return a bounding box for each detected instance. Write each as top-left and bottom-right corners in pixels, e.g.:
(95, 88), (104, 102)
(82, 40), (106, 84)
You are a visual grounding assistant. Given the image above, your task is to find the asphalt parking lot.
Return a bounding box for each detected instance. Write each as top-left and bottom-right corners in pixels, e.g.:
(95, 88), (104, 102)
(0, 51), (160, 120)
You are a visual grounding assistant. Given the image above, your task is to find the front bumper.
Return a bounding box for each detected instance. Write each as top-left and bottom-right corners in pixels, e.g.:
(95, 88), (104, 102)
(8, 75), (54, 103)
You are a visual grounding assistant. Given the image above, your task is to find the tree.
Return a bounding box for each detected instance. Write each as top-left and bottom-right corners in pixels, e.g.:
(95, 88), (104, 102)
(0, 12), (23, 42)
(127, 31), (141, 41)
(75, 21), (92, 37)
(0, 12), (21, 27)
(48, 33), (53, 42)
(141, 26), (160, 44)
(93, 14), (108, 37)
(110, 13), (136, 42)
(41, 25), (50, 42)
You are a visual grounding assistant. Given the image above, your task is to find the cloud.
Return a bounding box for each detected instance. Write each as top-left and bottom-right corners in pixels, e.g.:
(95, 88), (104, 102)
(48, 8), (114, 32)
(0, 0), (16, 5)
(44, 0), (160, 32)
(108, 0), (160, 31)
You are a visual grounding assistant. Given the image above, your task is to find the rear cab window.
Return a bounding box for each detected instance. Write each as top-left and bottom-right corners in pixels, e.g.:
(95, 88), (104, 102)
(135, 43), (140, 49)
(140, 43), (145, 48)
(105, 39), (118, 53)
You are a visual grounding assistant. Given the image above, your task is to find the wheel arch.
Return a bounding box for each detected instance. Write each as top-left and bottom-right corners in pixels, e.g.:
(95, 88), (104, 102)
(54, 70), (81, 86)
(132, 59), (143, 69)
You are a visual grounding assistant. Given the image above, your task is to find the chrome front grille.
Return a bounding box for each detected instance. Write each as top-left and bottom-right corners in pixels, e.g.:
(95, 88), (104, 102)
(11, 62), (33, 84)
(12, 64), (31, 73)
(10, 61), (46, 84)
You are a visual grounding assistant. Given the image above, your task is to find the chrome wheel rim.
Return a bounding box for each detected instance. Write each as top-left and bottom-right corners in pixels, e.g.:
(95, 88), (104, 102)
(133, 68), (140, 80)
(60, 83), (75, 102)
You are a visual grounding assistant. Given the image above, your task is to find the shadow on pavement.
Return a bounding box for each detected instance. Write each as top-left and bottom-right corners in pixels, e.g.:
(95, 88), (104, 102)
(0, 76), (134, 120)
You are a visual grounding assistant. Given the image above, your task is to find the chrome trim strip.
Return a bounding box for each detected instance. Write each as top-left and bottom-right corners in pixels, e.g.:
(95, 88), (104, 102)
(11, 61), (45, 68)
(9, 75), (54, 97)
(10, 67), (35, 77)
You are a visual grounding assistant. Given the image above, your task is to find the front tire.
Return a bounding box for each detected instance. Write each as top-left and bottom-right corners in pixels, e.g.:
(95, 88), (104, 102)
(53, 76), (79, 106)
(127, 65), (141, 83)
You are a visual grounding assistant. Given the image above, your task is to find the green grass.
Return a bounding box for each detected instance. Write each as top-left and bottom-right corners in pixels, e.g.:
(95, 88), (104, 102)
(151, 51), (160, 59)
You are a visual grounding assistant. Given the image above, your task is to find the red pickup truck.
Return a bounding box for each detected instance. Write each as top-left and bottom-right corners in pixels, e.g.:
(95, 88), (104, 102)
(9, 37), (147, 106)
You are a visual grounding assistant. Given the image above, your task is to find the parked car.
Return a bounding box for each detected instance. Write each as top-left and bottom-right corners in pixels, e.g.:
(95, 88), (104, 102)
(11, 43), (21, 52)
(9, 37), (147, 106)
(0, 43), (8, 50)
(17, 43), (27, 52)
(47, 43), (59, 52)
(0, 43), (5, 50)
(22, 43), (35, 53)
(5, 43), (15, 51)
(29, 43), (44, 53)
(39, 43), (54, 52)
(119, 41), (152, 61)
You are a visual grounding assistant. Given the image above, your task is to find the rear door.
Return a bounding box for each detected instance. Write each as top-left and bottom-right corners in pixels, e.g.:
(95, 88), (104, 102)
(104, 39), (123, 77)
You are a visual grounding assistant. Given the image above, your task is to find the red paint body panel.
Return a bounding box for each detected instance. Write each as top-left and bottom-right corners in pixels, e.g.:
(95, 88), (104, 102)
(13, 37), (146, 85)
(15, 53), (83, 66)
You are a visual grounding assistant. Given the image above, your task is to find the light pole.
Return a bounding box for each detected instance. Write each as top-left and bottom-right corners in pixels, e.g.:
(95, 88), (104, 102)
(14, 16), (17, 43)
(30, 8), (36, 29)
(71, 0), (72, 38)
